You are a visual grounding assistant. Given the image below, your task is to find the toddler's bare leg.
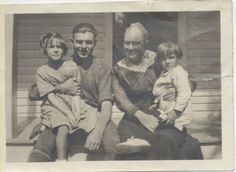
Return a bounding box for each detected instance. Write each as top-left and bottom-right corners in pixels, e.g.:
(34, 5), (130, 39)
(56, 125), (69, 160)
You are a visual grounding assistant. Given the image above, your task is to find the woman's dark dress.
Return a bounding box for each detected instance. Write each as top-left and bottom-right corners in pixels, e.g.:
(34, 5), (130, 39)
(112, 53), (203, 160)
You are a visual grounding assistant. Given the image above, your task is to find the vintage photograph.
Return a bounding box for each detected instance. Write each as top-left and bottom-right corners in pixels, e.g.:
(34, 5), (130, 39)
(1, 1), (233, 171)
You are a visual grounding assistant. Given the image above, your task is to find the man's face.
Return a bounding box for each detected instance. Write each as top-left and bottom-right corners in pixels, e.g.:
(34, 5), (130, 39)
(72, 32), (96, 59)
(124, 28), (146, 63)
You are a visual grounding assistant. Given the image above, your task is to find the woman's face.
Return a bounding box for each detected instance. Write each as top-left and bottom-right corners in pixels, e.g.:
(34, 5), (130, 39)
(160, 54), (178, 72)
(46, 38), (64, 61)
(124, 28), (146, 64)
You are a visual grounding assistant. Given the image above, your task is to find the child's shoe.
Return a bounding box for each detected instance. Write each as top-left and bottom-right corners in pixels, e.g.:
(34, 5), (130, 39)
(116, 137), (151, 154)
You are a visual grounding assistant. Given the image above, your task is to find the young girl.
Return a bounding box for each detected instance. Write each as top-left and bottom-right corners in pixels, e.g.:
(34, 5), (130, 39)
(36, 32), (97, 161)
(151, 41), (192, 131)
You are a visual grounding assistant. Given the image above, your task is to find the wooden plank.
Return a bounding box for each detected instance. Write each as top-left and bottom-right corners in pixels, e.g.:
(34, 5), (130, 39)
(17, 42), (104, 50)
(17, 104), (221, 114)
(187, 12), (220, 20)
(188, 50), (220, 58)
(192, 89), (221, 96)
(17, 58), (47, 67)
(16, 95), (221, 106)
(17, 67), (38, 75)
(17, 83), (34, 90)
(189, 32), (220, 42)
(188, 42), (220, 50)
(18, 18), (105, 27)
(17, 49), (105, 58)
(16, 103), (221, 114)
(196, 80), (221, 89)
(17, 55), (105, 68)
(16, 88), (221, 98)
(192, 103), (221, 111)
(18, 50), (43, 58)
(188, 58), (220, 66)
(18, 26), (105, 34)
(188, 65), (220, 74)
(17, 51), (105, 60)
(16, 110), (221, 118)
(192, 96), (221, 104)
(17, 112), (125, 119)
(188, 25), (219, 36)
(16, 109), (221, 119)
(17, 75), (36, 83)
(17, 90), (31, 98)
(188, 18), (220, 28)
(18, 13), (105, 19)
(192, 111), (221, 120)
(17, 106), (41, 113)
(17, 99), (42, 106)
(18, 33), (105, 42)
(192, 74), (221, 80)
(17, 113), (41, 118)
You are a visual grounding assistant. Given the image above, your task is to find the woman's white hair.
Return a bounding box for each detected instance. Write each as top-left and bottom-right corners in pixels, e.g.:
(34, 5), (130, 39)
(125, 22), (149, 42)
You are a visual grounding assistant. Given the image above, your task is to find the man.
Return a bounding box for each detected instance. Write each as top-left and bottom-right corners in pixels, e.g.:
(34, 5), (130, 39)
(28, 23), (119, 161)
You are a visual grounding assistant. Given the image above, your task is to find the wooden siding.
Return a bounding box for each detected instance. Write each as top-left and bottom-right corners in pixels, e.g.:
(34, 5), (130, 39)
(183, 12), (221, 131)
(14, 14), (112, 129)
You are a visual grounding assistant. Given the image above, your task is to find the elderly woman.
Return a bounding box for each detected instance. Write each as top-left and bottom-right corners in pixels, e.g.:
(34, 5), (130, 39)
(112, 22), (203, 160)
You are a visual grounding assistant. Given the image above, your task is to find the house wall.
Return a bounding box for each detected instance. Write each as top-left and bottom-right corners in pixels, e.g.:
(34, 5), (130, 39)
(178, 12), (221, 143)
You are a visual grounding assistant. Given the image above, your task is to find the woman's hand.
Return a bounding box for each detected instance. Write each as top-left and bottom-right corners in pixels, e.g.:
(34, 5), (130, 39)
(56, 78), (80, 96)
(162, 110), (178, 125)
(135, 110), (159, 133)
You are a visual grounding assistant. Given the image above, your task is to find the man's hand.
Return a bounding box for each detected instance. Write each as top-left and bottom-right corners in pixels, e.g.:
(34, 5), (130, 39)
(135, 110), (159, 133)
(85, 128), (103, 151)
(56, 78), (80, 96)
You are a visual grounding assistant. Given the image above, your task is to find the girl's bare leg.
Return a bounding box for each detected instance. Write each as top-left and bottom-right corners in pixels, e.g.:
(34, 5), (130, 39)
(56, 125), (69, 160)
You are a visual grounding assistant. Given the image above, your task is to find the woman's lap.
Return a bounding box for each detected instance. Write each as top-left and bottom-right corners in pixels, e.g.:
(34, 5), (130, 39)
(117, 118), (203, 160)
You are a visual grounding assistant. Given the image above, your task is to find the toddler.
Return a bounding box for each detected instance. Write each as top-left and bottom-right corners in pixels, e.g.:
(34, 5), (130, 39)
(151, 41), (192, 131)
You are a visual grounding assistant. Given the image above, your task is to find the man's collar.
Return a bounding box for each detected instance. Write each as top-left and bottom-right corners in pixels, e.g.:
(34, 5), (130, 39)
(72, 54), (94, 69)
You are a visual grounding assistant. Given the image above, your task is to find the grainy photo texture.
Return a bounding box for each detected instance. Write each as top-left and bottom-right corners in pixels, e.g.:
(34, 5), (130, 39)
(2, 1), (233, 171)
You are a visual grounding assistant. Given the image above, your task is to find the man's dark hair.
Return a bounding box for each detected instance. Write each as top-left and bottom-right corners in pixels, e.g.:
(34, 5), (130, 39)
(72, 23), (98, 39)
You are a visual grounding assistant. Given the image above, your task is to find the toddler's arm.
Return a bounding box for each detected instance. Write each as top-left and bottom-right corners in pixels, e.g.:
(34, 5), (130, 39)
(174, 67), (192, 113)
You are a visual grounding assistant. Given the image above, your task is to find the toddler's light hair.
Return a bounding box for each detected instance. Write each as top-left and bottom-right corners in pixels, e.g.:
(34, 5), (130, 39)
(156, 41), (183, 60)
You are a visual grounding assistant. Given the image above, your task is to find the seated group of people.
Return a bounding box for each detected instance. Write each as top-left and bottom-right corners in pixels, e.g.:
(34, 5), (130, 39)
(28, 22), (203, 162)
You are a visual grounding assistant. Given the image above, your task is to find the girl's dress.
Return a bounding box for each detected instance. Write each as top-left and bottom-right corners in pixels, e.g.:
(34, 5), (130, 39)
(36, 60), (97, 132)
(112, 50), (203, 160)
(152, 65), (192, 131)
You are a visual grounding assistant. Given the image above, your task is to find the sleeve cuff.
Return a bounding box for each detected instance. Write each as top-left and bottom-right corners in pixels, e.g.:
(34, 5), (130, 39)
(39, 87), (55, 98)
(174, 106), (184, 113)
